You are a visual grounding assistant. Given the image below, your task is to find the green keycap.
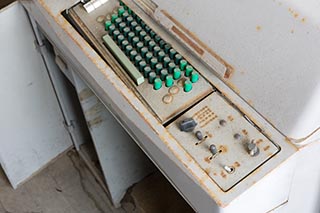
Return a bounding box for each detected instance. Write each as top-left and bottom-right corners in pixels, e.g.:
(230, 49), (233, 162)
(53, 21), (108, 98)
(112, 30), (120, 40)
(115, 17), (122, 27)
(139, 31), (147, 40)
(163, 57), (170, 68)
(168, 62), (175, 73)
(159, 40), (166, 48)
(117, 34), (125, 45)
(128, 32), (135, 42)
(122, 12), (129, 18)
(185, 65), (193, 77)
(144, 36), (151, 45)
(130, 21), (138, 30)
(190, 71), (199, 83)
(145, 52), (153, 63)
(134, 55), (142, 66)
(144, 66), (152, 78)
(153, 46), (161, 56)
(148, 71), (156, 83)
(160, 69), (168, 81)
(121, 40), (129, 50)
(169, 48), (177, 59)
(165, 75), (174, 87)
(123, 27), (130, 36)
(125, 45), (133, 55)
(184, 80), (193, 92)
(126, 16), (133, 24)
(108, 25), (116, 35)
(119, 22), (126, 32)
(129, 50), (137, 61)
(154, 35), (161, 43)
(136, 42), (144, 52)
(144, 25), (151, 33)
(141, 47), (148, 57)
(150, 30), (156, 38)
(136, 16), (142, 24)
(111, 14), (118, 23)
(174, 54), (182, 64)
(134, 26), (142, 35)
(150, 57), (158, 69)
(140, 21), (146, 28)
(157, 51), (165, 62)
(120, 1), (124, 6)
(155, 63), (163, 74)
(118, 7), (125, 16)
(148, 40), (156, 51)
(173, 68), (181, 80)
(128, 8), (132, 14)
(132, 36), (139, 47)
(154, 78), (162, 90)
(105, 21), (112, 31)
(180, 59), (188, 70)
(139, 60), (147, 72)
(164, 44), (171, 53)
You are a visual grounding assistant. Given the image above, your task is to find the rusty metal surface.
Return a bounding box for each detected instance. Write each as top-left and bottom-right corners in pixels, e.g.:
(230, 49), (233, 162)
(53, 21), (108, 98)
(20, 0), (300, 210)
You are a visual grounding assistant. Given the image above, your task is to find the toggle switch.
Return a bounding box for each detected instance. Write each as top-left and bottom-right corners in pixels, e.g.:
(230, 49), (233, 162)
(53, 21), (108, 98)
(179, 118), (197, 132)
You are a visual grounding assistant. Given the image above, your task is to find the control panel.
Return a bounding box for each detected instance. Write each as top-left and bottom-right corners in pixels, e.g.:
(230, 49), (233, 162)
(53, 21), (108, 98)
(167, 93), (279, 191)
(67, 1), (212, 123)
(65, 0), (281, 193)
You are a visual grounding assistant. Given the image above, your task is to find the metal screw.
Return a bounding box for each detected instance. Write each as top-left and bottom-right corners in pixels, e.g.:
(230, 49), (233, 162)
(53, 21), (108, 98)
(224, 165), (235, 174)
(247, 140), (260, 157)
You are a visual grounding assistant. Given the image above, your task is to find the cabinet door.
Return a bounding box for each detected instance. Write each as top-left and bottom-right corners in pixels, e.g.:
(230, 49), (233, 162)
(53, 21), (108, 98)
(0, 2), (72, 188)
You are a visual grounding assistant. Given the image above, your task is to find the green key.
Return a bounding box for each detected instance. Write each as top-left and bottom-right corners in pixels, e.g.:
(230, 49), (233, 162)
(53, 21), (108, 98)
(120, 1), (124, 6)
(136, 42), (144, 52)
(154, 78), (162, 90)
(132, 36), (139, 47)
(150, 30), (156, 38)
(128, 8), (132, 14)
(117, 34), (125, 45)
(112, 30), (120, 40)
(108, 25), (116, 35)
(168, 62), (175, 73)
(111, 14), (118, 23)
(144, 25), (151, 33)
(139, 60), (147, 72)
(174, 54), (182, 64)
(134, 26), (142, 35)
(185, 65), (193, 77)
(139, 31), (147, 40)
(155, 63), (163, 74)
(158, 51), (165, 62)
(119, 22), (126, 32)
(123, 27), (130, 37)
(164, 44), (171, 53)
(130, 21), (138, 30)
(144, 66), (152, 78)
(163, 57), (171, 68)
(190, 71), (199, 83)
(145, 52), (153, 63)
(126, 16), (133, 24)
(169, 48), (177, 59)
(115, 17), (122, 27)
(105, 21), (112, 31)
(144, 36), (151, 45)
(165, 75), (174, 87)
(140, 21), (146, 28)
(118, 7), (125, 16)
(148, 71), (156, 83)
(153, 46), (161, 56)
(148, 40), (156, 51)
(173, 68), (181, 80)
(150, 57), (158, 69)
(159, 40), (166, 48)
(130, 50), (137, 61)
(160, 69), (168, 81)
(180, 59), (188, 70)
(136, 16), (142, 24)
(141, 47), (148, 57)
(128, 32), (135, 42)
(184, 80), (193, 92)
(125, 45), (133, 55)
(134, 55), (142, 66)
(121, 40), (129, 50)
(154, 35), (161, 43)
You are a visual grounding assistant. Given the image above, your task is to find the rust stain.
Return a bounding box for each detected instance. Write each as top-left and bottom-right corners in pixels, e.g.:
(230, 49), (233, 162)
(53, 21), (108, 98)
(79, 88), (94, 101)
(213, 172), (217, 176)
(205, 131), (213, 138)
(205, 168), (211, 174)
(256, 25), (262, 31)
(242, 129), (248, 136)
(87, 116), (103, 127)
(161, 10), (235, 78)
(234, 162), (241, 168)
(264, 145), (271, 151)
(204, 157), (211, 164)
(301, 18), (306, 23)
(227, 115), (234, 122)
(85, 103), (104, 117)
(220, 171), (227, 179)
(219, 145), (228, 153)
(256, 139), (263, 145)
(171, 26), (204, 56)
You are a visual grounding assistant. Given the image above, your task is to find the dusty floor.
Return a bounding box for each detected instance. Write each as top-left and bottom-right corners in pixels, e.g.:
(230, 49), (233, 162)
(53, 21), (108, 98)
(0, 150), (193, 213)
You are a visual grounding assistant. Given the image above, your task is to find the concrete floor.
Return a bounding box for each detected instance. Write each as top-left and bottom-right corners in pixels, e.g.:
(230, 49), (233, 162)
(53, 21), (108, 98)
(0, 150), (193, 213)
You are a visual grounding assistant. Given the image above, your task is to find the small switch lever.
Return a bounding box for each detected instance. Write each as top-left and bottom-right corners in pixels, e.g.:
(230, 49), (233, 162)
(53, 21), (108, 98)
(179, 118), (197, 132)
